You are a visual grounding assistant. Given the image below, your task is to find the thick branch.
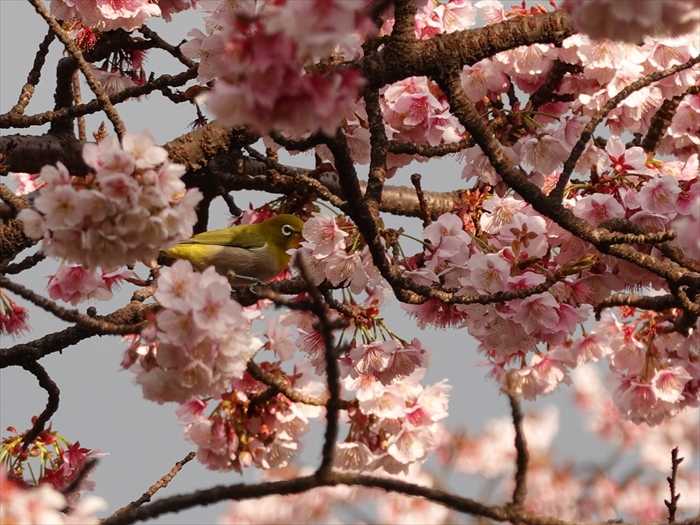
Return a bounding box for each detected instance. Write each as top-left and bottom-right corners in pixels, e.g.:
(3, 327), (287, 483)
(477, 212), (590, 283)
(363, 11), (574, 88)
(98, 469), (627, 525)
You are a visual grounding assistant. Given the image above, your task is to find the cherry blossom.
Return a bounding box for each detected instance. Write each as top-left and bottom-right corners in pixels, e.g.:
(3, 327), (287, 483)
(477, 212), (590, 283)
(0, 290), (28, 336)
(47, 264), (134, 305)
(50, 0), (163, 31)
(563, 0), (700, 42)
(125, 261), (261, 403)
(185, 0), (372, 135)
(0, 469), (105, 525)
(18, 133), (201, 270)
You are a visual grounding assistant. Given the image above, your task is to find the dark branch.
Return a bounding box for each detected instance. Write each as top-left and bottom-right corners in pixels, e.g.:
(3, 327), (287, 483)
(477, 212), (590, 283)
(18, 360), (60, 449)
(106, 452), (197, 521)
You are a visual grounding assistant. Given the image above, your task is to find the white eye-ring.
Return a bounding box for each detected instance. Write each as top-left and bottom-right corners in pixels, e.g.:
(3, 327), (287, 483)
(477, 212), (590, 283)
(281, 224), (295, 237)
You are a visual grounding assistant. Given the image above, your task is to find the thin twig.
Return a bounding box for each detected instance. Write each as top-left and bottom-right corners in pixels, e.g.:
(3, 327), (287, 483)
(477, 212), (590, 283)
(296, 254), (340, 478)
(7, 29), (55, 115)
(138, 26), (194, 69)
(0, 275), (145, 335)
(18, 360), (60, 449)
(508, 394), (529, 507)
(665, 447), (683, 523)
(2, 67), (197, 129)
(551, 54), (700, 202)
(106, 452), (197, 521)
(410, 173), (431, 226)
(72, 72), (86, 141)
(28, 0), (127, 138)
(246, 360), (353, 409)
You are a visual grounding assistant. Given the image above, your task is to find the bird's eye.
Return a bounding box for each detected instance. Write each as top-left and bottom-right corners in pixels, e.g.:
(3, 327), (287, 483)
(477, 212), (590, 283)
(281, 224), (295, 237)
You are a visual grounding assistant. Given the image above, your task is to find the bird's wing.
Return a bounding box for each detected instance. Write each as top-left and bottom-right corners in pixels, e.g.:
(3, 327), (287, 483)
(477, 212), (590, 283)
(179, 226), (265, 249)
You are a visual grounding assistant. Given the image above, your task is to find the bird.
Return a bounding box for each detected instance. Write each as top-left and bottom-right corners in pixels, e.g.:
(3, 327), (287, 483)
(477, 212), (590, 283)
(160, 214), (305, 285)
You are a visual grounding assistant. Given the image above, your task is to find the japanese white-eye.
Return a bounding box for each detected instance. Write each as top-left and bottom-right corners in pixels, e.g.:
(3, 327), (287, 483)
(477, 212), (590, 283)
(161, 214), (304, 285)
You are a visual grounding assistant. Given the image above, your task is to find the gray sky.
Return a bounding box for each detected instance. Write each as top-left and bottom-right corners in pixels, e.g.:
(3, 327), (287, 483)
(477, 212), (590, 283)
(0, 2), (657, 523)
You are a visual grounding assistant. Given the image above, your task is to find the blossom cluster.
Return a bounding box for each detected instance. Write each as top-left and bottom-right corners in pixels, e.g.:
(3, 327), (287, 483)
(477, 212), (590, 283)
(48, 264), (135, 305)
(123, 260), (260, 403)
(439, 403), (700, 523)
(1, 425), (100, 500)
(568, 313), (699, 426)
(177, 367), (323, 471)
(563, 0), (700, 42)
(183, 0), (372, 135)
(402, 134), (700, 421)
(0, 469), (105, 525)
(298, 214), (382, 294)
(50, 0), (196, 31)
(18, 132), (201, 270)
(339, 339), (450, 473)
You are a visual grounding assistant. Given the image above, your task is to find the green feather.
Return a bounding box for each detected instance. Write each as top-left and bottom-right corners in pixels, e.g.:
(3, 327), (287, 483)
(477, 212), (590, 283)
(179, 225), (266, 249)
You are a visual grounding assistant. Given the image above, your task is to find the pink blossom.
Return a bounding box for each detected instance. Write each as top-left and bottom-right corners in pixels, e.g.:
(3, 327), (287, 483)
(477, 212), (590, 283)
(154, 260), (201, 313)
(20, 134), (200, 270)
(47, 264), (124, 305)
(459, 58), (509, 102)
(563, 0), (700, 42)
(50, 0), (162, 31)
(415, 0), (475, 39)
(301, 215), (348, 259)
(192, 2), (371, 135)
(674, 214), (700, 259)
(506, 353), (570, 399)
(0, 468), (105, 525)
(265, 317), (297, 361)
(519, 134), (569, 175)
(498, 213), (548, 259)
(382, 76), (463, 146)
(0, 293), (28, 336)
(600, 137), (657, 176)
(130, 260), (260, 403)
(9, 172), (44, 195)
(638, 175), (682, 215)
(651, 366), (693, 403)
(404, 298), (470, 329)
(573, 194), (625, 225)
(467, 252), (510, 293)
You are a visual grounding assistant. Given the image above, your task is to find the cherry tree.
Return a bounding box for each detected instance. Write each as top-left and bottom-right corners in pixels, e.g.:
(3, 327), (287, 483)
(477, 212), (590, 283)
(1, 0), (699, 523)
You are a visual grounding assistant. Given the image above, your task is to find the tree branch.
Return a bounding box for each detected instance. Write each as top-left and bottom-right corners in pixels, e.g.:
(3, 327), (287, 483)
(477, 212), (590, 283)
(105, 452), (197, 522)
(5, 28), (54, 116)
(17, 360), (60, 449)
(552, 54), (700, 202)
(508, 394), (529, 508)
(0, 275), (145, 335)
(28, 0), (126, 138)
